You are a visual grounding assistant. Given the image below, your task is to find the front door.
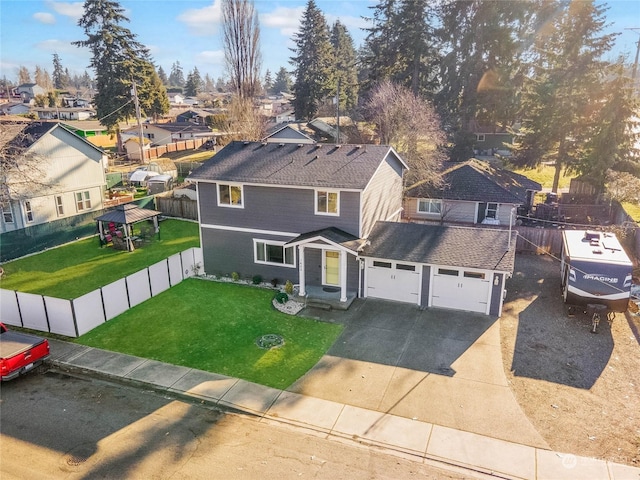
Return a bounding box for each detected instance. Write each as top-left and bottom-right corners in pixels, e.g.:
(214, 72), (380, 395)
(324, 250), (340, 286)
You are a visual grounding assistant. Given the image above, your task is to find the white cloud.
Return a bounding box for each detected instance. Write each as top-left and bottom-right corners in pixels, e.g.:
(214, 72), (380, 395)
(47, 1), (85, 21)
(177, 0), (222, 36)
(261, 6), (304, 36)
(195, 50), (225, 66)
(34, 12), (56, 24)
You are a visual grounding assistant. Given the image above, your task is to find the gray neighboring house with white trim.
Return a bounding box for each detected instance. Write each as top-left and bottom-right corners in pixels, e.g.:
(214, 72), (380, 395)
(189, 142), (519, 315)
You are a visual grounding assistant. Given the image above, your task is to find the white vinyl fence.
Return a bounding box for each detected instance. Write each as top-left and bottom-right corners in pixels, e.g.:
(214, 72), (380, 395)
(0, 247), (203, 337)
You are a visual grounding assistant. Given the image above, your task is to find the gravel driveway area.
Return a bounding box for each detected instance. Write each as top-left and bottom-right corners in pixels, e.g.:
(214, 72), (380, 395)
(501, 253), (640, 467)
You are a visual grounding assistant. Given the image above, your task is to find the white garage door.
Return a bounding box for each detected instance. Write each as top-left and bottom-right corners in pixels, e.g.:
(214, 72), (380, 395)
(367, 261), (420, 304)
(431, 268), (491, 314)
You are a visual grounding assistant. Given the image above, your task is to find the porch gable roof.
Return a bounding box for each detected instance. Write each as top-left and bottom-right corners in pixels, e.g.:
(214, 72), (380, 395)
(286, 227), (363, 254)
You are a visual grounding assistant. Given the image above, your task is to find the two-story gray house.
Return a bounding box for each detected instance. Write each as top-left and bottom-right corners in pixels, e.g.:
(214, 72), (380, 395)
(188, 141), (407, 304)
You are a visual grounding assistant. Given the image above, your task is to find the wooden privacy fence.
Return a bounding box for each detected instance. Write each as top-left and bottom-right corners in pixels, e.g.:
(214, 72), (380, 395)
(0, 247), (203, 338)
(156, 195), (198, 220)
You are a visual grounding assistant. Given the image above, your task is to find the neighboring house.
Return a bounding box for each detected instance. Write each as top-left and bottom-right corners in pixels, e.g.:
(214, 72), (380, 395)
(61, 120), (117, 148)
(61, 97), (92, 108)
(168, 93), (185, 104)
(0, 102), (31, 116)
(276, 110), (296, 123)
(122, 122), (215, 146)
(0, 121), (107, 234)
(188, 141), (516, 315)
(176, 109), (213, 125)
(471, 122), (517, 156)
(33, 107), (94, 121)
(263, 124), (314, 144)
(16, 83), (45, 102)
(404, 159), (541, 226)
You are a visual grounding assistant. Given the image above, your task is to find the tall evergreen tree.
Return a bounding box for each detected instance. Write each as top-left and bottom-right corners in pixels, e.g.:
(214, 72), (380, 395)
(184, 67), (203, 97)
(169, 61), (185, 87)
(437, 0), (533, 160)
(290, 0), (334, 120)
(73, 0), (168, 130)
(511, 0), (624, 192)
(263, 69), (273, 95)
(157, 65), (168, 85)
(272, 67), (292, 94)
(203, 73), (215, 93)
(330, 20), (359, 113)
(52, 53), (66, 89)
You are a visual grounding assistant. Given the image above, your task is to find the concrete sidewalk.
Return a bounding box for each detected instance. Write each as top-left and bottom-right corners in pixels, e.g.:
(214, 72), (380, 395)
(47, 339), (639, 480)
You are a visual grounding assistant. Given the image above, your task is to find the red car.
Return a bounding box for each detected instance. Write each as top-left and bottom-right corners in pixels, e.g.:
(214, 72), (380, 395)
(0, 322), (50, 381)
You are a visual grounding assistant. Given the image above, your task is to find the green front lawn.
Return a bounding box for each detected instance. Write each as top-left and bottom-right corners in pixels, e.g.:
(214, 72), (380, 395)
(509, 164), (574, 190)
(0, 219), (199, 299)
(621, 202), (640, 222)
(77, 279), (343, 389)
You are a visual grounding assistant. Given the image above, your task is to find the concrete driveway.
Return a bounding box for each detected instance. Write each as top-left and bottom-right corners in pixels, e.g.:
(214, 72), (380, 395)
(290, 299), (549, 448)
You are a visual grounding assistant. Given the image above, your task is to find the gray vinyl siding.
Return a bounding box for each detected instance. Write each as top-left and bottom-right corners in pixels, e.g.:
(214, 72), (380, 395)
(420, 265), (431, 308)
(201, 228), (298, 284)
(490, 273), (504, 316)
(198, 183), (361, 236)
(405, 198), (477, 224)
(361, 154), (404, 238)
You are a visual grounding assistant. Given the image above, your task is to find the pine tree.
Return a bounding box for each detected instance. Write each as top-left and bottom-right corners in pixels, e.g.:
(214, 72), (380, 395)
(185, 67), (203, 96)
(52, 53), (66, 89)
(169, 61), (185, 87)
(203, 73), (215, 93)
(330, 20), (359, 112)
(512, 0), (621, 192)
(272, 67), (292, 94)
(157, 66), (168, 85)
(73, 0), (168, 130)
(263, 69), (273, 95)
(290, 0), (335, 120)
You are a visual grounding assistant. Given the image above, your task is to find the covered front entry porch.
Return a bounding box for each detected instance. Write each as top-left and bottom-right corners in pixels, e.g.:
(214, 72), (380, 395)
(286, 227), (363, 310)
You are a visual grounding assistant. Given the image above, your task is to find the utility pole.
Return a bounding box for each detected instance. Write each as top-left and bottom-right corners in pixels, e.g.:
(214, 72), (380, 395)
(624, 28), (640, 82)
(131, 80), (146, 164)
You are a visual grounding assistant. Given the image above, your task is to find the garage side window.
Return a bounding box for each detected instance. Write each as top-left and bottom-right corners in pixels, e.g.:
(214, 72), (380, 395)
(218, 183), (243, 207)
(417, 199), (442, 215)
(464, 271), (485, 279)
(438, 268), (458, 276)
(254, 240), (295, 267)
(373, 261), (392, 268)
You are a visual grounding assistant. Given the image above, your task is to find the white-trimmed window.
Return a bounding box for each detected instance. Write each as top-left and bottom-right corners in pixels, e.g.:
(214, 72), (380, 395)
(315, 190), (339, 215)
(486, 203), (498, 219)
(218, 183), (243, 207)
(55, 195), (64, 216)
(417, 198), (442, 215)
(23, 201), (34, 223)
(75, 191), (91, 211)
(476, 134), (486, 142)
(1, 203), (13, 224)
(254, 240), (295, 267)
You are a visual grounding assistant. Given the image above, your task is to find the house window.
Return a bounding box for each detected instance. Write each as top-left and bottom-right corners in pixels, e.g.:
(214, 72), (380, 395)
(1, 203), (13, 223)
(254, 240), (295, 267)
(75, 191), (91, 211)
(417, 199), (442, 215)
(218, 183), (243, 207)
(438, 268), (458, 276)
(396, 263), (416, 271)
(464, 271), (485, 279)
(315, 190), (339, 215)
(55, 195), (64, 216)
(486, 203), (498, 219)
(476, 134), (486, 142)
(23, 201), (34, 222)
(147, 133), (155, 139)
(373, 261), (392, 268)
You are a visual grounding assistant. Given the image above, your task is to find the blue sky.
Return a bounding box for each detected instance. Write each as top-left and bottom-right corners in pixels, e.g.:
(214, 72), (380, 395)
(1, 0), (639, 84)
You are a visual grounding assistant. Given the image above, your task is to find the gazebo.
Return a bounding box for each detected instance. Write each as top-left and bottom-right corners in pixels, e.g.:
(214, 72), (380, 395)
(95, 204), (161, 251)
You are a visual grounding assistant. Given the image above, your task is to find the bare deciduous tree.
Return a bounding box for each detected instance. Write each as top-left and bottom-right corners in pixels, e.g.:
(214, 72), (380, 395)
(363, 80), (446, 190)
(222, 0), (262, 98)
(222, 96), (267, 141)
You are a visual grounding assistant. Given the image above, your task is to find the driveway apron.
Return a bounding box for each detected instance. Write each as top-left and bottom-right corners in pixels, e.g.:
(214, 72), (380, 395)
(290, 299), (548, 448)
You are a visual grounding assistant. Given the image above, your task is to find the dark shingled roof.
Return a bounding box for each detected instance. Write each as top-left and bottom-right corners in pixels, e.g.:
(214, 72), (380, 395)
(94, 204), (161, 225)
(406, 159), (541, 204)
(360, 221), (517, 272)
(188, 141), (403, 189)
(286, 227), (364, 252)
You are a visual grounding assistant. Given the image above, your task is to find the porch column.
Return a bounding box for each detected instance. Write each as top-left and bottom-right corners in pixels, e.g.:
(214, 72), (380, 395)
(298, 245), (306, 297)
(340, 250), (347, 302)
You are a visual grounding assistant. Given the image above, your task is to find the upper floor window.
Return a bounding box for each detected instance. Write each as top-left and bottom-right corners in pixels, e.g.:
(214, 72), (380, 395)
(218, 183), (243, 208)
(76, 191), (91, 211)
(23, 201), (34, 222)
(1, 203), (14, 224)
(254, 239), (295, 267)
(55, 195), (64, 216)
(315, 190), (339, 215)
(417, 198), (442, 215)
(486, 203), (498, 219)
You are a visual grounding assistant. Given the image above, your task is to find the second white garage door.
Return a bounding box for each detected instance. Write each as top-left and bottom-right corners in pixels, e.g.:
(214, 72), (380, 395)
(431, 267), (491, 314)
(366, 260), (421, 304)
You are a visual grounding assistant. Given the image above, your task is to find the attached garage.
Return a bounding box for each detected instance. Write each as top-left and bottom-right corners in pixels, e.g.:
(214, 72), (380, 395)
(359, 222), (516, 316)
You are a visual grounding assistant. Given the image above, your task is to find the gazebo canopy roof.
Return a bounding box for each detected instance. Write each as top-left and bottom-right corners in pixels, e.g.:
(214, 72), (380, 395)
(95, 204), (161, 225)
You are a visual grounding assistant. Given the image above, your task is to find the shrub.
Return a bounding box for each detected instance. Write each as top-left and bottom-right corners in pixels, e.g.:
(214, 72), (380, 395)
(274, 292), (289, 304)
(284, 280), (294, 295)
(252, 274), (263, 285)
(231, 272), (240, 282)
